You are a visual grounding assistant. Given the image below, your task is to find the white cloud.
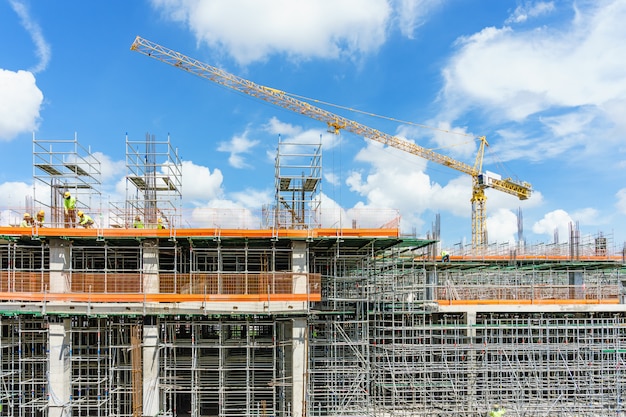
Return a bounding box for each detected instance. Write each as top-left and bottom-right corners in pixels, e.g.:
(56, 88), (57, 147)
(264, 117), (338, 150)
(217, 131), (260, 168)
(189, 199), (260, 229)
(91, 152), (126, 182)
(230, 188), (273, 210)
(532, 209), (573, 242)
(345, 140), (459, 234)
(264, 117), (302, 137)
(506, 1), (556, 24)
(571, 207), (601, 225)
(394, 0), (447, 38)
(181, 160), (224, 203)
(442, 0), (626, 139)
(0, 181), (32, 209)
(486, 208), (519, 244)
(0, 69), (43, 140)
(9, 0), (51, 74)
(150, 0), (391, 64)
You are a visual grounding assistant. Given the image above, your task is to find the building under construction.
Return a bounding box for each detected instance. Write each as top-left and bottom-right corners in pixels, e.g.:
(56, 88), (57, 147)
(0, 134), (625, 417)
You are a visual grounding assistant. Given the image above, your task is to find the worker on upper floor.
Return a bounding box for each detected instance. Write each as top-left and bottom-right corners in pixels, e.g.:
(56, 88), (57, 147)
(133, 215), (144, 229)
(441, 250), (450, 262)
(157, 217), (166, 229)
(77, 211), (94, 229)
(488, 404), (505, 417)
(35, 210), (45, 227)
(20, 213), (33, 227)
(63, 191), (77, 228)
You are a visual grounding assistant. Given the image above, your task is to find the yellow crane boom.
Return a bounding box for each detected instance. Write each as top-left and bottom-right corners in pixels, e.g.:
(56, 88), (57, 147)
(130, 36), (531, 248)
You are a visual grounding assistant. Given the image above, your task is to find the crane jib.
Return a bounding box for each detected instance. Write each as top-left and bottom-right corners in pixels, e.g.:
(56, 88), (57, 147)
(130, 36), (532, 248)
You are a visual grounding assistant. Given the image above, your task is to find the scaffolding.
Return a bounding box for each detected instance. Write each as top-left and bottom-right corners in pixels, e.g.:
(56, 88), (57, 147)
(267, 136), (322, 230)
(0, 228), (625, 416)
(118, 133), (182, 229)
(33, 133), (102, 227)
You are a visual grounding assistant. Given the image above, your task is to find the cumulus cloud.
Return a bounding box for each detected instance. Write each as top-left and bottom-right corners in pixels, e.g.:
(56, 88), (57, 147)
(0, 181), (32, 208)
(0, 70), (43, 141)
(217, 131), (260, 168)
(181, 160), (224, 203)
(91, 152), (126, 182)
(441, 0), (626, 161)
(532, 209), (574, 242)
(345, 140), (457, 234)
(486, 208), (519, 244)
(264, 117), (338, 150)
(0, 2), (47, 142)
(150, 0), (391, 64)
(189, 202), (259, 229)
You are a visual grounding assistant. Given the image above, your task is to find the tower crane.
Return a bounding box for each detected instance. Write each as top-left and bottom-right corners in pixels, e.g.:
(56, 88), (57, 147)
(130, 36), (532, 248)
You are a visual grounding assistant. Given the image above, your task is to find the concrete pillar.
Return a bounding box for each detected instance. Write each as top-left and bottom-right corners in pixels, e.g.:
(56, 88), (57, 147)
(292, 318), (307, 417)
(48, 318), (71, 417)
(48, 238), (71, 293)
(143, 240), (159, 294)
(292, 241), (307, 294)
(143, 317), (160, 416)
(466, 311), (477, 410)
(569, 271), (584, 299)
(426, 270), (438, 301)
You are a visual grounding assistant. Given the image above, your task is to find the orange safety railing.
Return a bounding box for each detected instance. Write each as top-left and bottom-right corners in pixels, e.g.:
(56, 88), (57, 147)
(436, 284), (620, 305)
(0, 271), (322, 303)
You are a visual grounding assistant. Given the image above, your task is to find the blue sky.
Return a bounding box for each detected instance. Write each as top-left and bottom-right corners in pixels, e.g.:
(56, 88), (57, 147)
(1, 0), (625, 251)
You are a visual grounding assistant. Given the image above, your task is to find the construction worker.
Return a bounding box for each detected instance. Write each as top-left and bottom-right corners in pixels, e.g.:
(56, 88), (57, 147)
(488, 404), (505, 417)
(77, 211), (94, 229)
(35, 210), (45, 227)
(157, 217), (166, 229)
(20, 213), (34, 227)
(133, 215), (144, 229)
(441, 250), (450, 262)
(63, 191), (77, 228)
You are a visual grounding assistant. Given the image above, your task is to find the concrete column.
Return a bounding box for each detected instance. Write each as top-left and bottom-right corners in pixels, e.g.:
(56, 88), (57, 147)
(292, 318), (307, 417)
(569, 271), (584, 299)
(48, 238), (71, 293)
(143, 240), (159, 294)
(426, 270), (438, 301)
(466, 311), (477, 410)
(48, 318), (71, 417)
(143, 317), (160, 416)
(292, 241), (308, 294)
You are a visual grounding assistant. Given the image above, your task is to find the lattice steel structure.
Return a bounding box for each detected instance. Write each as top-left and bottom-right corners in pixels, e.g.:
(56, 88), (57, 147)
(120, 133), (182, 229)
(33, 133), (102, 227)
(267, 136), (322, 230)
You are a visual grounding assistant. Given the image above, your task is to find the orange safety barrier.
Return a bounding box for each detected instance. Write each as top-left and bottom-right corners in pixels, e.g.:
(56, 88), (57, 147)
(0, 271), (322, 303)
(439, 299), (620, 305)
(0, 292), (320, 303)
(0, 226), (400, 239)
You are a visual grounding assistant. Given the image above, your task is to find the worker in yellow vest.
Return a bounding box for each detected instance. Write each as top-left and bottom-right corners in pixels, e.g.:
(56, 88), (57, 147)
(488, 404), (505, 417)
(35, 210), (45, 227)
(133, 215), (144, 229)
(63, 191), (77, 228)
(20, 213), (33, 227)
(77, 211), (94, 229)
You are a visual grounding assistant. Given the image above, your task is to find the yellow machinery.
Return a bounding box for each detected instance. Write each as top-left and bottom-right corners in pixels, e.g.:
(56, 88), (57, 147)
(130, 36), (532, 248)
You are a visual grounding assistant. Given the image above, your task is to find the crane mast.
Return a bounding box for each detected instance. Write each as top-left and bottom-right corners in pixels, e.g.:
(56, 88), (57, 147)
(130, 36), (532, 248)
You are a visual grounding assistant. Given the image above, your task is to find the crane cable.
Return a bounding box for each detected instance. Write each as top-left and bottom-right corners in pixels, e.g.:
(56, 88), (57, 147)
(283, 91), (478, 139)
